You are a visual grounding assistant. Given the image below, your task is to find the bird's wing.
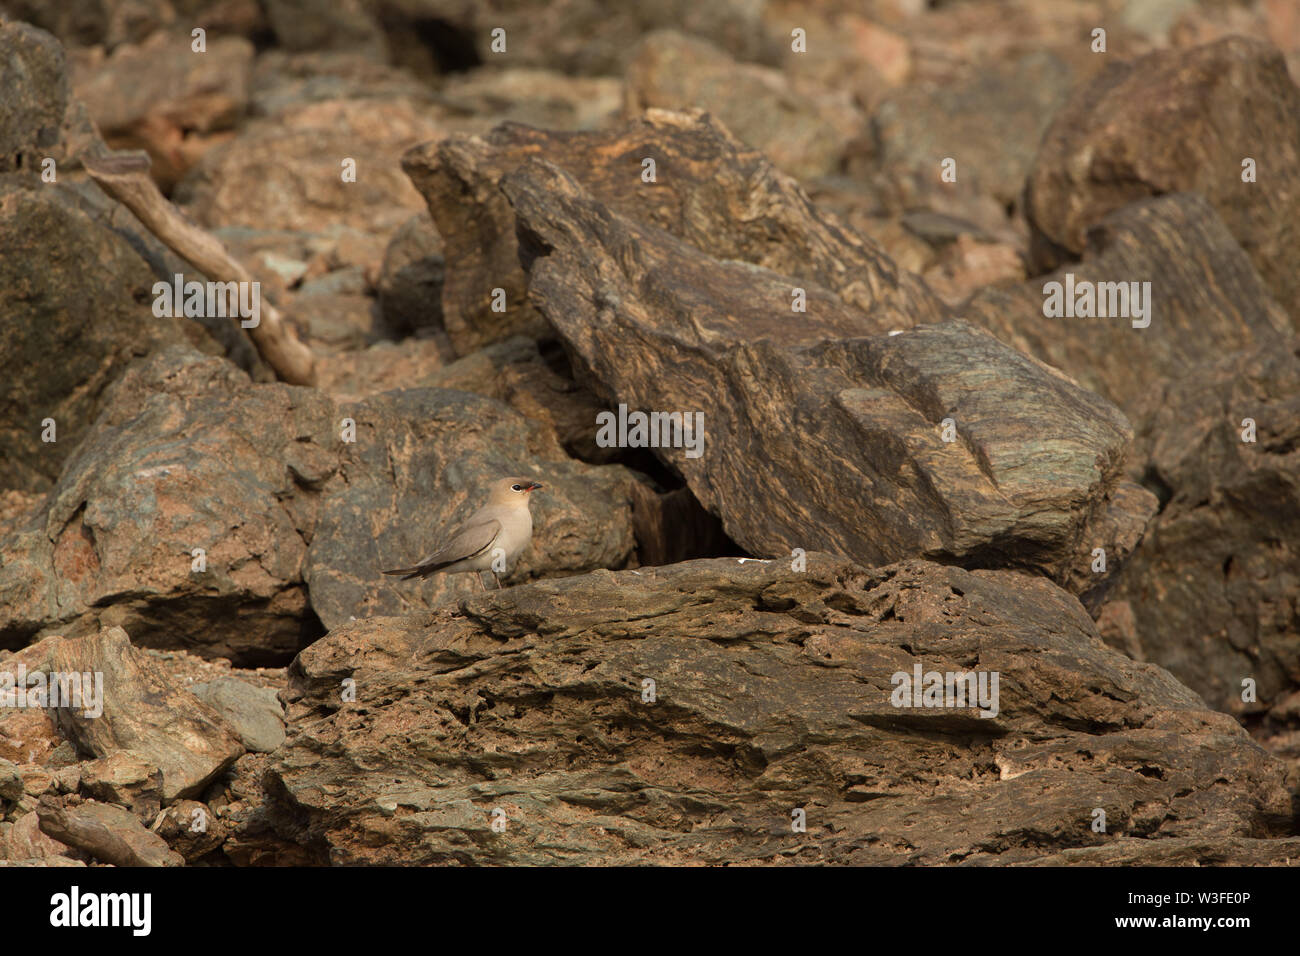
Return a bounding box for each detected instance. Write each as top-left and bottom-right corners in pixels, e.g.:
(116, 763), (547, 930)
(382, 517), (501, 578)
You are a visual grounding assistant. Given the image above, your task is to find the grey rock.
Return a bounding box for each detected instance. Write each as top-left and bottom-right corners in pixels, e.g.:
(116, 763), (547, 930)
(190, 678), (286, 754)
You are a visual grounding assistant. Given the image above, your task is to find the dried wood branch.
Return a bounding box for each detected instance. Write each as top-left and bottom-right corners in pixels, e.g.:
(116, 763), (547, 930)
(83, 150), (317, 385)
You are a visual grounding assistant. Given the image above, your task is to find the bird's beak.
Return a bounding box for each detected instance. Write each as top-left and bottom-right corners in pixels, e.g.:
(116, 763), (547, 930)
(525, 481), (543, 492)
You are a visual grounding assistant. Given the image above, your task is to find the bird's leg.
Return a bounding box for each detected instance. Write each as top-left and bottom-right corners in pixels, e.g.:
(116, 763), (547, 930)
(491, 571), (502, 590)
(473, 571), (485, 592)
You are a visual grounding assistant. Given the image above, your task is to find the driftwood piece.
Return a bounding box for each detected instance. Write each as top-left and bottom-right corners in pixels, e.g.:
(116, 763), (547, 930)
(83, 149), (317, 385)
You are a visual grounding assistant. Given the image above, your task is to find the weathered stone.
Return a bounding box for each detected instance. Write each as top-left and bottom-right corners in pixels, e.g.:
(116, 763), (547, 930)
(0, 184), (198, 493)
(264, 556), (1291, 865)
(401, 109), (945, 355)
(1026, 36), (1300, 325)
(419, 337), (614, 462)
(304, 386), (641, 629)
(314, 338), (449, 400)
(152, 798), (226, 862)
(437, 69), (622, 133)
(2, 810), (76, 862)
(964, 194), (1292, 416)
(367, 0), (780, 77)
(37, 797), (184, 866)
(503, 159), (1150, 591)
(1009, 836), (1300, 867)
(0, 707), (60, 767)
(176, 95), (438, 238)
(1, 0), (177, 50)
(78, 751), (165, 817)
(1099, 340), (1300, 721)
(865, 50), (1076, 215)
(41, 627), (244, 801)
(0, 347), (333, 663)
(259, 0), (386, 62)
(377, 212), (445, 336)
(0, 341), (644, 661)
(190, 678), (285, 753)
(70, 31), (254, 190)
(0, 759), (22, 803)
(0, 19), (69, 175)
(248, 49), (434, 117)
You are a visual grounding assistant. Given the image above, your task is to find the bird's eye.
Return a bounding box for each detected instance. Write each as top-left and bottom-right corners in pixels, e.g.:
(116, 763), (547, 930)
(511, 484), (522, 492)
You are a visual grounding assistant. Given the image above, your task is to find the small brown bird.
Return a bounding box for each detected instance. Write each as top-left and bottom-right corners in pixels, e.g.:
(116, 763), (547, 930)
(383, 476), (543, 589)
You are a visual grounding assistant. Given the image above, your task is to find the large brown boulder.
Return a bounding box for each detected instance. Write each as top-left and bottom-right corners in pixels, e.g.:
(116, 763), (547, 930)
(263, 556), (1292, 865)
(1099, 340), (1300, 723)
(1025, 36), (1300, 326)
(0, 348), (335, 663)
(965, 193), (1291, 416)
(401, 109), (946, 355)
(500, 158), (1152, 595)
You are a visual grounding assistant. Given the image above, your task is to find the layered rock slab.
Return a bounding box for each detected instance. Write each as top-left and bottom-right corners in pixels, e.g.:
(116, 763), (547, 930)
(401, 109), (945, 355)
(499, 159), (1152, 592)
(264, 556), (1292, 865)
(965, 193), (1291, 416)
(1025, 36), (1300, 325)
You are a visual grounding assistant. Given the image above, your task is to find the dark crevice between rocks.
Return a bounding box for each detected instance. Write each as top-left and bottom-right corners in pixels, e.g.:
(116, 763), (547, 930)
(630, 478), (747, 567)
(95, 594), (328, 668)
(377, 15), (482, 76)
(1140, 465), (1175, 514)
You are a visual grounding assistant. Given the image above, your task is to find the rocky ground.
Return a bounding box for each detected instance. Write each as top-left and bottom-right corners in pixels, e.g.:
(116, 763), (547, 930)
(0, 0), (1298, 866)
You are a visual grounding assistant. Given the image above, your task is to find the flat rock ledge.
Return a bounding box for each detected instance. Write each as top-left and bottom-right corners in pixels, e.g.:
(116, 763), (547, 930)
(264, 555), (1291, 865)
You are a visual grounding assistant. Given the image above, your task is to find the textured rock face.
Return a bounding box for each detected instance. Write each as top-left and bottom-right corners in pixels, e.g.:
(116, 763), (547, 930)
(0, 20), (68, 171)
(264, 556), (1292, 865)
(0, 346), (642, 662)
(499, 159), (1151, 592)
(866, 50), (1076, 216)
(37, 799), (184, 867)
(401, 110), (945, 355)
(964, 194), (1292, 416)
(5, 0), (1298, 873)
(1026, 36), (1300, 325)
(175, 95), (437, 237)
(0, 185), (198, 493)
(20, 627), (245, 801)
(1100, 341), (1300, 721)
(304, 385), (641, 630)
(0, 348), (335, 664)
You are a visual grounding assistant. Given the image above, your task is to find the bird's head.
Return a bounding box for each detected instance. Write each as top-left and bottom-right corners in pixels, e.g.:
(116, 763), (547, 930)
(490, 476), (544, 506)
